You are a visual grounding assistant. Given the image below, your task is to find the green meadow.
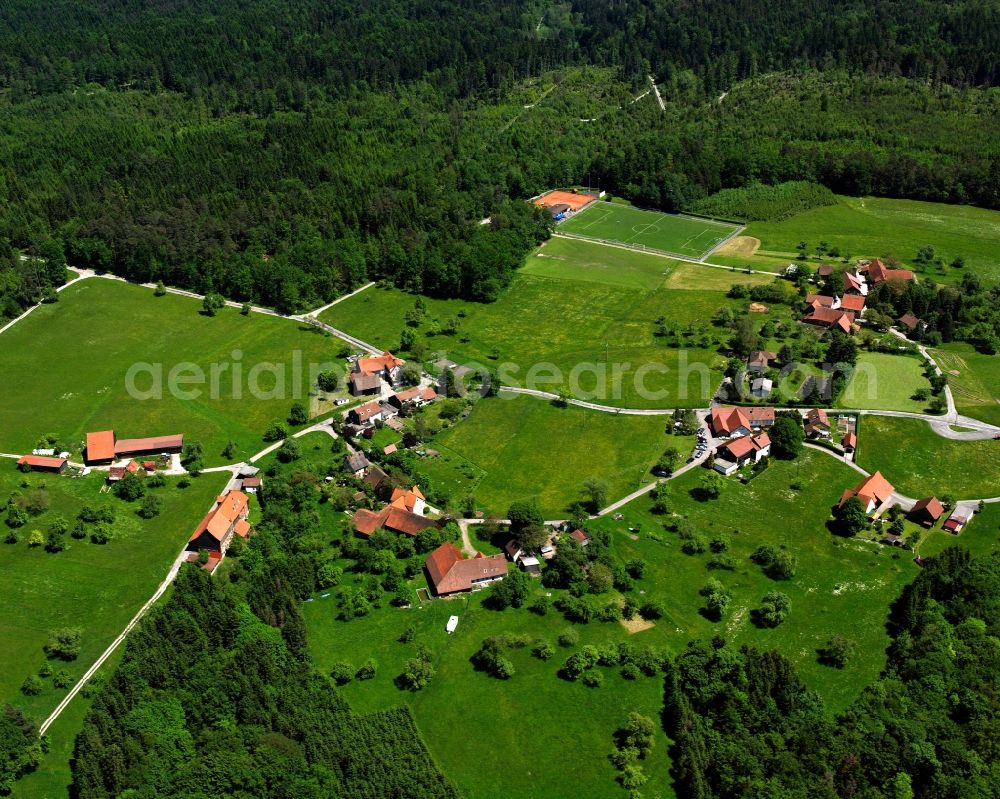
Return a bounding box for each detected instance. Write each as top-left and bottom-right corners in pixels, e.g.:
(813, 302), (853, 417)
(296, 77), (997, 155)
(303, 450), (918, 799)
(743, 196), (1000, 284)
(0, 279), (349, 466)
(837, 352), (933, 413)
(321, 238), (793, 409)
(933, 343), (1000, 426)
(430, 394), (688, 517)
(0, 464), (225, 732)
(855, 416), (1000, 500)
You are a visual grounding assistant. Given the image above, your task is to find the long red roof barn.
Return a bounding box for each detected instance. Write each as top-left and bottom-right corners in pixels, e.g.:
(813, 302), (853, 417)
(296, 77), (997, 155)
(86, 430), (116, 462)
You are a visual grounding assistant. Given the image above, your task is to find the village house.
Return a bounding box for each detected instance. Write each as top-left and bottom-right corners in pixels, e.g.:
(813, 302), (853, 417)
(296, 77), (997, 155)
(425, 542), (508, 596)
(746, 350), (777, 374)
(746, 406), (775, 428)
(348, 399), (388, 427)
(803, 408), (831, 438)
(803, 306), (856, 334)
(897, 313), (926, 334)
(348, 371), (382, 397)
(842, 431), (857, 452)
(839, 471), (895, 515)
(714, 433), (771, 475)
(352, 486), (437, 537)
(85, 430), (184, 465)
(842, 270), (868, 296)
(817, 264), (835, 278)
(241, 477), (262, 494)
(943, 514), (967, 534)
(709, 406), (751, 438)
(388, 385), (438, 410)
(354, 351), (405, 386)
(186, 490), (251, 554)
(345, 451), (371, 477)
(751, 377), (773, 398)
(363, 464), (388, 491)
(569, 528), (591, 547)
(909, 497), (944, 527)
(505, 540), (542, 575)
(17, 455), (68, 473)
(839, 294), (866, 315)
(861, 258), (915, 285)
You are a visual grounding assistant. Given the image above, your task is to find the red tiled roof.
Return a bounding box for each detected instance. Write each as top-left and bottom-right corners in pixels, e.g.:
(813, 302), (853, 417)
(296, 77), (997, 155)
(805, 294), (836, 308)
(710, 406), (751, 435)
(115, 434), (183, 455)
(746, 407), (775, 426)
(357, 351), (404, 376)
(425, 542), (507, 595)
(570, 529), (590, 543)
(86, 430), (116, 462)
(393, 385), (438, 404)
(805, 408), (830, 428)
(842, 271), (865, 294)
(242, 477), (262, 488)
(818, 264), (834, 277)
(910, 497), (944, 522)
(943, 516), (967, 531)
(866, 258), (914, 285)
(839, 295), (866, 313)
(352, 508), (383, 536)
(843, 431), (857, 449)
(17, 455), (67, 469)
(143, 461), (156, 471)
(383, 444), (397, 455)
(390, 486), (424, 511)
(125, 460), (140, 473)
(352, 400), (383, 422)
(898, 313), (922, 331)
(840, 471), (894, 509)
(350, 372), (382, 391)
(804, 307), (855, 329)
(719, 433), (770, 460)
(188, 490), (250, 546)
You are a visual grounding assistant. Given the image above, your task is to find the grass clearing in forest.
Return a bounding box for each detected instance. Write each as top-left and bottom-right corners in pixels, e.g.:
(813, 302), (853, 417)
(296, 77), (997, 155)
(558, 201), (741, 260)
(0, 279), (350, 466)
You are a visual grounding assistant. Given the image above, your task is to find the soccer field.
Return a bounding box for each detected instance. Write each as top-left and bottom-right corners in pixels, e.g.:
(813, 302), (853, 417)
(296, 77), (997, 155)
(557, 201), (741, 260)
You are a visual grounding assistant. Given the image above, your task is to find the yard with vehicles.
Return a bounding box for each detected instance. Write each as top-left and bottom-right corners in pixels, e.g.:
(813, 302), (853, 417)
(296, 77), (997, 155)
(0, 279), (349, 467)
(855, 416), (1000, 501)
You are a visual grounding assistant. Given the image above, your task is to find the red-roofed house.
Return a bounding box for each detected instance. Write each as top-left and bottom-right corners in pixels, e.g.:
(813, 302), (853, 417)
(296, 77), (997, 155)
(348, 400), (387, 427)
(803, 408), (831, 438)
(839, 294), (866, 315)
(862, 258), (914, 285)
(803, 306), (855, 333)
(17, 455), (68, 474)
(352, 486), (435, 537)
(186, 490), (251, 554)
(714, 433), (771, 474)
(85, 430), (116, 464)
(897, 313), (926, 333)
(842, 271), (867, 296)
(842, 431), (857, 452)
(839, 471), (895, 515)
(85, 430), (183, 464)
(746, 407), (776, 428)
(746, 350), (778, 374)
(943, 515), (967, 534)
(349, 371), (382, 396)
(355, 351), (405, 385)
(570, 529), (591, 547)
(709, 406), (751, 438)
(909, 497), (944, 527)
(425, 543), (507, 596)
(388, 385), (438, 410)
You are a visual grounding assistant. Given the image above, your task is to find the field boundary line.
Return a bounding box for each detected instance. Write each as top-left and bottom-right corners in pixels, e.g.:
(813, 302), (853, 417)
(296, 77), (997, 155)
(702, 223), (748, 260)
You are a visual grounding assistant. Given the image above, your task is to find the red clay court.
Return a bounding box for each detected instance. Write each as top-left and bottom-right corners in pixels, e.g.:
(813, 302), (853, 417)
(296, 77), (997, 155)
(533, 189), (598, 212)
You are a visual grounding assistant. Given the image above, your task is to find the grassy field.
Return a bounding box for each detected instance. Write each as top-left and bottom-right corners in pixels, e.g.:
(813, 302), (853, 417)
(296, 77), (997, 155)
(933, 343), (1000, 426)
(303, 450), (916, 799)
(742, 196), (1000, 285)
(431, 394), (687, 517)
(320, 239), (795, 409)
(0, 464), (226, 736)
(919, 502), (1000, 560)
(837, 352), (933, 412)
(0, 279), (350, 466)
(855, 416), (1000, 500)
(558, 201), (741, 260)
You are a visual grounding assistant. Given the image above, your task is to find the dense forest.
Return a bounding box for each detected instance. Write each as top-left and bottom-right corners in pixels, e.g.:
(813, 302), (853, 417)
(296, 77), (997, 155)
(0, 0), (999, 322)
(665, 547), (1000, 798)
(68, 472), (457, 799)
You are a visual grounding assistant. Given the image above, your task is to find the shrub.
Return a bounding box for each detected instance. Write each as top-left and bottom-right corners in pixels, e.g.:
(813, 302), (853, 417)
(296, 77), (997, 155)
(330, 662), (354, 685)
(582, 670), (603, 688)
(44, 628), (82, 661)
(355, 659), (377, 681)
(21, 675), (43, 696)
(558, 629), (579, 648)
(53, 670), (74, 689)
(620, 663), (641, 680)
(532, 641), (554, 660)
(639, 601), (664, 621)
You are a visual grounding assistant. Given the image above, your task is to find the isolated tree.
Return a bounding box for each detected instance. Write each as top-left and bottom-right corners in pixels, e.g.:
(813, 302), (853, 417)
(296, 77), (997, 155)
(316, 370), (339, 392)
(487, 569), (530, 609)
(201, 292), (225, 316)
(819, 634), (856, 667)
(587, 563), (614, 594)
(153, 280), (166, 296)
(262, 422), (287, 442)
(288, 402), (309, 426)
(753, 592), (791, 627)
(44, 628), (81, 661)
(583, 478), (608, 512)
(730, 315), (759, 357)
(138, 493), (162, 519)
(699, 471), (724, 500)
(825, 331), (858, 367)
(507, 501), (543, 533)
(835, 496), (869, 536)
(114, 472), (145, 501)
(770, 412), (804, 459)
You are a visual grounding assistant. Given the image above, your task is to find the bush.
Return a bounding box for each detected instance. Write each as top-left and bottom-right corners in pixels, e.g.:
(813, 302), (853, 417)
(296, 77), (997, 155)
(53, 669), (74, 689)
(582, 670), (603, 688)
(639, 601), (664, 621)
(355, 659), (377, 681)
(532, 641), (554, 660)
(620, 663), (641, 680)
(44, 628), (82, 661)
(330, 662), (354, 685)
(21, 675), (43, 696)
(263, 422), (287, 442)
(558, 629), (579, 648)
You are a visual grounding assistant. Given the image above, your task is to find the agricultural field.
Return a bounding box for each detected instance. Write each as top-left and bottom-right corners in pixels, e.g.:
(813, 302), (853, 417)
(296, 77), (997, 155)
(741, 196), (1000, 285)
(933, 343), (1000, 426)
(855, 416), (1000, 501)
(558, 201), (741, 260)
(0, 464), (225, 735)
(836, 352), (933, 413)
(303, 451), (916, 799)
(430, 394), (687, 517)
(0, 279), (349, 466)
(321, 239), (795, 409)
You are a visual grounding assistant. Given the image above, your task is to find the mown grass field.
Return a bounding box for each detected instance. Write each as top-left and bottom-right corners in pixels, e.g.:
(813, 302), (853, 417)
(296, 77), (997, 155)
(321, 239), (792, 409)
(558, 201), (740, 260)
(431, 394), (687, 517)
(0, 279), (349, 466)
(837, 352), (933, 412)
(855, 416), (1000, 500)
(933, 343), (1000, 426)
(743, 196), (1000, 284)
(303, 451), (917, 799)
(0, 464), (225, 735)
(919, 502), (1000, 560)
